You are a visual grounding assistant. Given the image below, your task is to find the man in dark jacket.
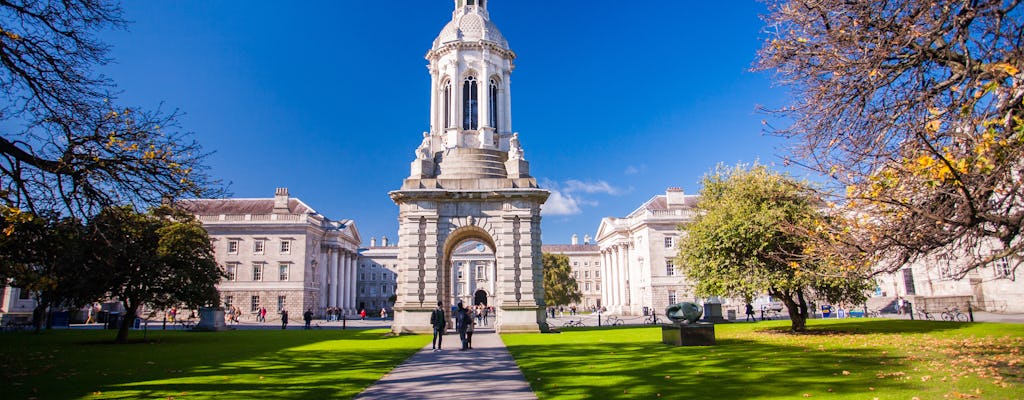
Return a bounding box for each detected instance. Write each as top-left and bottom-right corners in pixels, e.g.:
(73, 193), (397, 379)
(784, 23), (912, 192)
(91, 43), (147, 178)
(456, 302), (470, 351)
(430, 301), (446, 352)
(303, 308), (313, 329)
(281, 309), (289, 330)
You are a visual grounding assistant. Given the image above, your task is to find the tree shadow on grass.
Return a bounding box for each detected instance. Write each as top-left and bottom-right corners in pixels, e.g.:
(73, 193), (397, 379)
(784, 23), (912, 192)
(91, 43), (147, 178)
(0, 329), (428, 399)
(508, 327), (941, 399)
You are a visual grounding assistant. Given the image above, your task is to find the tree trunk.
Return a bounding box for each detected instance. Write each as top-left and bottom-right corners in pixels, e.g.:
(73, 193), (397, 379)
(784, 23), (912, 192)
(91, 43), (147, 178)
(32, 304), (46, 334)
(115, 303), (138, 344)
(776, 289), (808, 332)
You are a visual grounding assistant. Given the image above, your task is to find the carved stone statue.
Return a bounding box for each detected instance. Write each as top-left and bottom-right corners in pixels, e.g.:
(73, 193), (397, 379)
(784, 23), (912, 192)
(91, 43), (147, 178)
(508, 132), (523, 160)
(416, 132), (432, 160)
(666, 302), (703, 324)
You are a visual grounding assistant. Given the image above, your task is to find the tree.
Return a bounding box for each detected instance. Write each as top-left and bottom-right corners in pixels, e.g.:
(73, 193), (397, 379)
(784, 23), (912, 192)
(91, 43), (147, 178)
(0, 211), (90, 333)
(0, 1), (220, 219)
(756, 0), (1024, 278)
(676, 164), (871, 332)
(542, 253), (582, 307)
(84, 206), (222, 343)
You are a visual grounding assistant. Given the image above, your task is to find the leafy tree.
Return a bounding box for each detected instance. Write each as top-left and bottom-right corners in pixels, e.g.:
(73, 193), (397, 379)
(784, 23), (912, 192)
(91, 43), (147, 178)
(756, 0), (1024, 278)
(0, 211), (90, 333)
(84, 206), (222, 343)
(676, 164), (870, 332)
(542, 253), (582, 307)
(0, 0), (221, 218)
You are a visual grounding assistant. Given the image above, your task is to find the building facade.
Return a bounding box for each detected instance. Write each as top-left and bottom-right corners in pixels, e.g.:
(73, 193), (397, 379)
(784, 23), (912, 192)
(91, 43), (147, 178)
(595, 188), (699, 316)
(180, 188), (361, 320)
(542, 234), (603, 310)
(357, 237), (399, 316)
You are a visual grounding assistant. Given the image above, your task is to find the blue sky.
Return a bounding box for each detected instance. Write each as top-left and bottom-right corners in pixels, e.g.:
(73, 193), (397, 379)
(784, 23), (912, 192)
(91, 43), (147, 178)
(100, 1), (790, 245)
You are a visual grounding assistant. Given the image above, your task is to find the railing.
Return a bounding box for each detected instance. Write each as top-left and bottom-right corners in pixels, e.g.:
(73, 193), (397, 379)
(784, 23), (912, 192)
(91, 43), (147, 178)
(196, 214), (305, 223)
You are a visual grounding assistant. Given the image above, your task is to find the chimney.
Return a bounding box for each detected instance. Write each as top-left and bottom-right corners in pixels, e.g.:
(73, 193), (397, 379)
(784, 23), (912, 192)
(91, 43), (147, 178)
(273, 188), (290, 214)
(381, 236), (389, 247)
(666, 187), (686, 208)
(370, 237), (377, 247)
(584, 234), (591, 245)
(571, 234), (579, 245)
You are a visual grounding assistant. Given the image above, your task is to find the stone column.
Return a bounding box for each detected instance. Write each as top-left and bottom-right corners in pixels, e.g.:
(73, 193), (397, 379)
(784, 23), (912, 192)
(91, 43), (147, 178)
(349, 253), (359, 314)
(341, 250), (351, 315)
(328, 248), (338, 308)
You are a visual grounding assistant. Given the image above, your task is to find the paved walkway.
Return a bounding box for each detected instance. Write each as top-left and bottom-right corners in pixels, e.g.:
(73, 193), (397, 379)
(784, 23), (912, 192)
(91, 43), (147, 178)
(355, 330), (536, 400)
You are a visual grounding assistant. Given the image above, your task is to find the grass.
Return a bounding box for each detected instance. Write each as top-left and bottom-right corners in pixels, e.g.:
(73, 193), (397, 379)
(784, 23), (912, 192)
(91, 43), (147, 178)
(0, 328), (429, 399)
(503, 319), (1024, 399)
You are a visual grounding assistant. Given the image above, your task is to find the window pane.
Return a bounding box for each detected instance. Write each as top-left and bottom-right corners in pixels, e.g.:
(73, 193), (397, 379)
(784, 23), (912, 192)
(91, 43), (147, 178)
(463, 77), (478, 130)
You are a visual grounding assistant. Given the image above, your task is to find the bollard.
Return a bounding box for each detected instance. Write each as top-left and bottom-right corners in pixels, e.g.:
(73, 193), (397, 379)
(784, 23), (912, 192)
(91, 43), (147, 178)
(908, 302), (914, 320)
(598, 314), (602, 327)
(968, 303), (974, 322)
(342, 315), (346, 330)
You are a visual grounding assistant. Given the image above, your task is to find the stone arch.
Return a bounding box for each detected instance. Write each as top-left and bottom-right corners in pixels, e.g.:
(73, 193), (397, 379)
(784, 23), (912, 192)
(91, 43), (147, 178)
(440, 225), (496, 310)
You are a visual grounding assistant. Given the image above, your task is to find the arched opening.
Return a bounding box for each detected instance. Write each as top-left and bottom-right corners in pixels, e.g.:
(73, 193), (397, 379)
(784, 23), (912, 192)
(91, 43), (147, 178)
(474, 289), (488, 306)
(441, 226), (497, 319)
(488, 78), (499, 131)
(442, 79), (452, 128)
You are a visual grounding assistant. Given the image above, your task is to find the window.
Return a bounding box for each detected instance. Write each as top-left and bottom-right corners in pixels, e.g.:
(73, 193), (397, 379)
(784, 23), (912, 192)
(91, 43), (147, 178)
(476, 265), (485, 278)
(665, 236), (675, 248)
(280, 240), (291, 254)
(596, 270), (600, 278)
(457, 268), (464, 280)
(224, 296), (233, 308)
(585, 271), (590, 278)
(227, 240), (239, 254)
(994, 257), (1012, 278)
(584, 261), (589, 266)
(382, 284), (387, 294)
(574, 261), (579, 266)
(361, 286), (366, 294)
(279, 264), (289, 281)
(585, 282), (591, 291)
(251, 295), (260, 312)
(574, 271), (579, 279)
(371, 273), (377, 281)
(666, 260), (676, 276)
(253, 264), (263, 281)
(277, 296), (285, 312)
(360, 272), (366, 280)
(463, 76), (479, 130)
(596, 261), (601, 267)
(253, 239), (265, 254)
(457, 283), (464, 296)
(668, 290), (678, 305)
(18, 287), (30, 300)
(226, 264), (237, 281)
(489, 79), (499, 130)
(597, 283), (601, 291)
(443, 80), (452, 128)
(902, 268), (916, 295)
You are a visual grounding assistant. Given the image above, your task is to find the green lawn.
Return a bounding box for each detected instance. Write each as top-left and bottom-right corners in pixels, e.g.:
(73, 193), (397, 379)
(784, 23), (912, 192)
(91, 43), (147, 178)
(0, 328), (429, 399)
(503, 319), (1024, 399)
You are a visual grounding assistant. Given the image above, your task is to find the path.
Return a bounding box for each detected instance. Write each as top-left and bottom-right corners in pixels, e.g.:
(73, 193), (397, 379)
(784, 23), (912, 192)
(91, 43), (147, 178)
(355, 330), (536, 400)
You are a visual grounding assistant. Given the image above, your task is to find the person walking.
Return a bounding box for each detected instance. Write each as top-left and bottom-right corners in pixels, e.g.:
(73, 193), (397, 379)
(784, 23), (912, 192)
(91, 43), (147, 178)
(465, 312), (475, 349)
(303, 308), (313, 329)
(380, 308), (387, 319)
(745, 303), (756, 322)
(430, 301), (446, 352)
(896, 296), (905, 315)
(360, 309), (367, 320)
(281, 309), (289, 330)
(456, 302), (470, 351)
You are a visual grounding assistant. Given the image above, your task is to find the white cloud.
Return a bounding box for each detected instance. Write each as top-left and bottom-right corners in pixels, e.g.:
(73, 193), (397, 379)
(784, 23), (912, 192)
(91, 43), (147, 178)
(564, 180), (621, 195)
(541, 190), (582, 216)
(624, 164), (646, 175)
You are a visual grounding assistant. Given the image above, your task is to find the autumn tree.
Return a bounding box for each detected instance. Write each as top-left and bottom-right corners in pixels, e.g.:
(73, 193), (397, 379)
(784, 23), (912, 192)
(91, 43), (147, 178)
(756, 0), (1024, 278)
(676, 164), (871, 332)
(0, 0), (220, 219)
(84, 206), (222, 343)
(542, 253), (582, 307)
(0, 211), (90, 333)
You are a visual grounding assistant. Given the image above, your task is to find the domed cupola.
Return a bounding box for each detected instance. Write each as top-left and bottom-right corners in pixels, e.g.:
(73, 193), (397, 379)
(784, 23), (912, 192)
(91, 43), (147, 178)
(405, 0), (535, 188)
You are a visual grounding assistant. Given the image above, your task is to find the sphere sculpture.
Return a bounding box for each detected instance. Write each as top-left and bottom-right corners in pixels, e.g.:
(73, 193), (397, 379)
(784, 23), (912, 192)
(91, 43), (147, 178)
(665, 302), (704, 324)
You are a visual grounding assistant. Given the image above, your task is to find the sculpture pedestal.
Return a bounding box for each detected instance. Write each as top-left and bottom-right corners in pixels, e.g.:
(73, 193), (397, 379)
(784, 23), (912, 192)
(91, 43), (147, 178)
(662, 323), (716, 346)
(195, 307), (229, 331)
(701, 303), (728, 323)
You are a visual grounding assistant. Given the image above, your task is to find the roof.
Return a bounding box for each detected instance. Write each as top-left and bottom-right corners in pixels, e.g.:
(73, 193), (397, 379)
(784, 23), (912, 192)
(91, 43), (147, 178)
(541, 244), (600, 254)
(178, 198), (315, 216)
(626, 194), (699, 218)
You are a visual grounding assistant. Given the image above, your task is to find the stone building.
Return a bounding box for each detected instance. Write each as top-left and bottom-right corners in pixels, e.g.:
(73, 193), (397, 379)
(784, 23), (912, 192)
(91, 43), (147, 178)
(389, 0), (549, 334)
(595, 188), (699, 316)
(180, 188), (361, 320)
(357, 236), (399, 316)
(542, 234), (603, 310)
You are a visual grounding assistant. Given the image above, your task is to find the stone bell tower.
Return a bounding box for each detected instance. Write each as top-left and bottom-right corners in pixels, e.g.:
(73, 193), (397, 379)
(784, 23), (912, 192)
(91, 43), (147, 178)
(390, 0), (549, 334)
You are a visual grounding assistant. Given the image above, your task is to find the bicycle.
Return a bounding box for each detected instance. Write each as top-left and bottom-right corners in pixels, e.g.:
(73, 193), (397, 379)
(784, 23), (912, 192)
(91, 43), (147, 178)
(561, 319), (585, 328)
(603, 316), (625, 326)
(917, 310), (936, 320)
(941, 307), (969, 322)
(644, 314), (659, 325)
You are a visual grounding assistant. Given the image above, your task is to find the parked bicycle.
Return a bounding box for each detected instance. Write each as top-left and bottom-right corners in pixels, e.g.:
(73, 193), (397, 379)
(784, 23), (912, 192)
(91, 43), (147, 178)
(562, 319), (585, 328)
(603, 316), (625, 326)
(916, 310), (936, 320)
(644, 314), (659, 325)
(941, 307), (969, 322)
